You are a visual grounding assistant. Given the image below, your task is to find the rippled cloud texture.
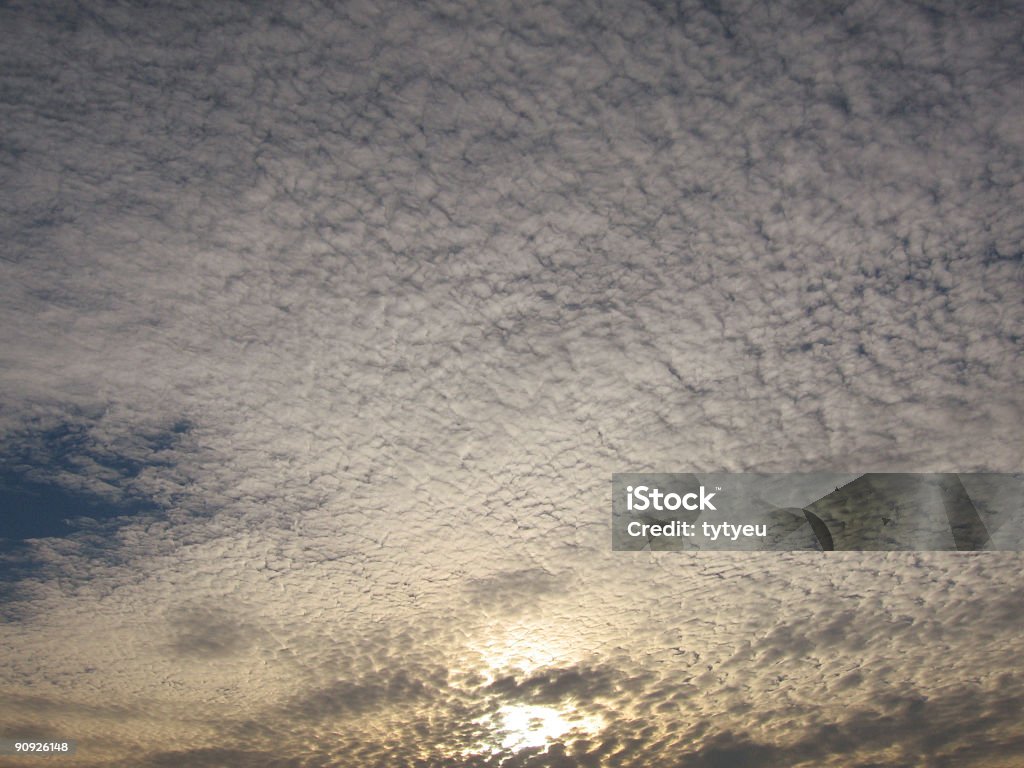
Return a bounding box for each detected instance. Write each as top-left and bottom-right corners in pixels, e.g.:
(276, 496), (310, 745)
(1, 0), (1022, 765)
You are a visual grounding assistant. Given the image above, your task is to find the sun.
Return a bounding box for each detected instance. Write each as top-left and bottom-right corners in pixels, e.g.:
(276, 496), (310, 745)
(454, 625), (604, 757)
(491, 704), (603, 752)
(498, 704), (574, 750)
(461, 702), (603, 758)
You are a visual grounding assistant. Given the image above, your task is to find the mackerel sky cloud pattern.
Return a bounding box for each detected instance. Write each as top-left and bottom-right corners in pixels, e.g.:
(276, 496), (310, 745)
(1, 0), (1022, 765)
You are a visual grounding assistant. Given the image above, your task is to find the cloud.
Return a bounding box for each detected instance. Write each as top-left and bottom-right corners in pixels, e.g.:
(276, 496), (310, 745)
(165, 604), (258, 660)
(124, 747), (305, 768)
(1, 0), (1022, 765)
(464, 568), (568, 616)
(485, 665), (617, 707)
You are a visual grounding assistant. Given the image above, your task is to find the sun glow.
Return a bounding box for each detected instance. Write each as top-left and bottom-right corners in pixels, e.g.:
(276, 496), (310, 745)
(497, 704), (585, 750)
(454, 626), (604, 757)
(461, 698), (604, 758)
(482, 637), (564, 678)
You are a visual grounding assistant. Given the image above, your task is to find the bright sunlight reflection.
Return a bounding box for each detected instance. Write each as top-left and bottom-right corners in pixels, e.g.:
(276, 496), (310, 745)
(494, 704), (603, 752)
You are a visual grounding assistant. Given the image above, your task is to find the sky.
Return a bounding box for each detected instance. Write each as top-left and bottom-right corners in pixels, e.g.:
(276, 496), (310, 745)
(1, 0), (1022, 766)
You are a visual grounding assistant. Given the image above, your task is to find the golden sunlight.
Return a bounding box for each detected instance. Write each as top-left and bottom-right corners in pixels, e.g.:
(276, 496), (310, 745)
(497, 704), (580, 750)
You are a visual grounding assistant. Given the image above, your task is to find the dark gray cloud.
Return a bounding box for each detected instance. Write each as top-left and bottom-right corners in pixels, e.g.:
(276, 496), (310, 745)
(123, 747), (307, 768)
(1, 0), (1022, 765)
(485, 665), (617, 706)
(464, 568), (568, 616)
(165, 604), (258, 660)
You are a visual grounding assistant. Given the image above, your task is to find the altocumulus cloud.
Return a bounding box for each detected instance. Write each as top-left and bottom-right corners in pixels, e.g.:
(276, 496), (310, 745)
(0, 0), (1022, 766)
